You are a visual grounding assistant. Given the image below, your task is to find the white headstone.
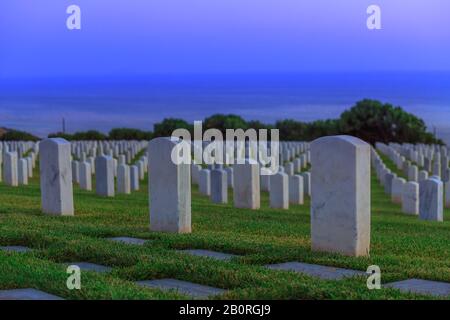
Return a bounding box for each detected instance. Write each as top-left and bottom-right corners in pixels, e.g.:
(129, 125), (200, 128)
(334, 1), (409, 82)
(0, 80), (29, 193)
(419, 177), (443, 221)
(210, 169), (228, 204)
(39, 138), (74, 216)
(4, 152), (18, 187)
(79, 162), (92, 191)
(269, 172), (289, 209)
(199, 169), (211, 196)
(18, 158), (28, 185)
(130, 165), (140, 191)
(95, 156), (115, 197)
(391, 177), (405, 204)
(148, 137), (191, 233)
(233, 160), (260, 209)
(289, 174), (304, 205)
(311, 135), (371, 257)
(117, 164), (131, 194)
(402, 181), (419, 215)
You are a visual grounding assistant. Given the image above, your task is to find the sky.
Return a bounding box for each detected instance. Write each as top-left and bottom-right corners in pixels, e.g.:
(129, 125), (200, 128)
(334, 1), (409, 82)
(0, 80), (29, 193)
(1, 0), (450, 77)
(0, 0), (449, 141)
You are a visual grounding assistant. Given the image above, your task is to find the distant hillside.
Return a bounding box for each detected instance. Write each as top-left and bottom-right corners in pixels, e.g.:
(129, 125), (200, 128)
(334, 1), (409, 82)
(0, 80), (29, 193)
(0, 127), (39, 141)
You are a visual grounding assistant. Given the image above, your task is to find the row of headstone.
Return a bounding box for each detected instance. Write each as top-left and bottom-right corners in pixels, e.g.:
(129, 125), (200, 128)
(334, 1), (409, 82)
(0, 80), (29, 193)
(374, 143), (444, 221)
(192, 149), (311, 209)
(1, 142), (37, 186)
(379, 142), (450, 182)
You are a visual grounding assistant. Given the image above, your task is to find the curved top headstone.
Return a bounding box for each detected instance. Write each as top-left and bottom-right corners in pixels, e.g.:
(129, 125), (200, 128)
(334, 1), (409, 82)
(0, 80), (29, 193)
(310, 135), (371, 257)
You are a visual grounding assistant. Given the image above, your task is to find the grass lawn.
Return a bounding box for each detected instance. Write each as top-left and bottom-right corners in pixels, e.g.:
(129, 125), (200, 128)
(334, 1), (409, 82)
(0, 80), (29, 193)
(0, 160), (449, 300)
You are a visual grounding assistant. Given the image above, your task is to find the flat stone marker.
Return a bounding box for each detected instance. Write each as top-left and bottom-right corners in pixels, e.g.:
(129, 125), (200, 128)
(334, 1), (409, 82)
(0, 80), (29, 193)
(310, 135), (371, 257)
(137, 279), (225, 299)
(265, 262), (365, 280)
(385, 279), (450, 297)
(180, 249), (238, 261)
(65, 262), (112, 273)
(0, 288), (63, 300)
(0, 246), (31, 253)
(108, 237), (148, 246)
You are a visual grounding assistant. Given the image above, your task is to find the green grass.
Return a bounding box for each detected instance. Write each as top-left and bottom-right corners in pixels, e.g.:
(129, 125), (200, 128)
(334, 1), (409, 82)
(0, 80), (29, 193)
(0, 160), (449, 300)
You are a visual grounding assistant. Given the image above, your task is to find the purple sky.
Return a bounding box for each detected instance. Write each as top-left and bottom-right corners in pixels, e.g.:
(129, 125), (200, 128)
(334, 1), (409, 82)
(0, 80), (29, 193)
(1, 0), (450, 77)
(0, 1), (449, 142)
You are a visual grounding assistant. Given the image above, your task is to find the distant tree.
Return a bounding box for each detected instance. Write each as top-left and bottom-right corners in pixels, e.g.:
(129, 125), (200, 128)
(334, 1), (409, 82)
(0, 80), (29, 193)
(305, 119), (341, 140)
(204, 114), (248, 133)
(1, 129), (39, 141)
(275, 120), (308, 141)
(71, 130), (107, 141)
(340, 99), (442, 145)
(247, 120), (272, 131)
(108, 128), (153, 140)
(48, 132), (74, 140)
(153, 118), (192, 137)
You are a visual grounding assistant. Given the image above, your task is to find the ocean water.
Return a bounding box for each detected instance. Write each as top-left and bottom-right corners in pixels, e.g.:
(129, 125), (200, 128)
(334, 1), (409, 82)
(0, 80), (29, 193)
(1, 72), (449, 143)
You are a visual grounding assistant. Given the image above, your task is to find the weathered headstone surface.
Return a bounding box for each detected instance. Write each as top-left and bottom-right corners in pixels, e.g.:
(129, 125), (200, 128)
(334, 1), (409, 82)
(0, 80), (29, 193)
(301, 172), (311, 197)
(408, 165), (418, 182)
(288, 175), (304, 205)
(402, 182), (419, 215)
(310, 135), (371, 257)
(233, 160), (260, 209)
(117, 164), (131, 194)
(384, 172), (395, 195)
(18, 158), (28, 185)
(199, 169), (211, 196)
(148, 137), (191, 233)
(418, 170), (429, 182)
(79, 162), (92, 191)
(391, 177), (405, 204)
(210, 169), (228, 204)
(39, 138), (74, 216)
(95, 156), (115, 197)
(260, 174), (270, 192)
(4, 152), (18, 187)
(419, 177), (443, 222)
(130, 165), (140, 191)
(72, 161), (80, 184)
(224, 167), (234, 188)
(269, 172), (289, 209)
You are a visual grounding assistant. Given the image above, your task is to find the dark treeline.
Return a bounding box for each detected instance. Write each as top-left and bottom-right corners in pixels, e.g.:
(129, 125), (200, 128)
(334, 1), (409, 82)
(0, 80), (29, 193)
(1, 100), (444, 145)
(0, 128), (39, 141)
